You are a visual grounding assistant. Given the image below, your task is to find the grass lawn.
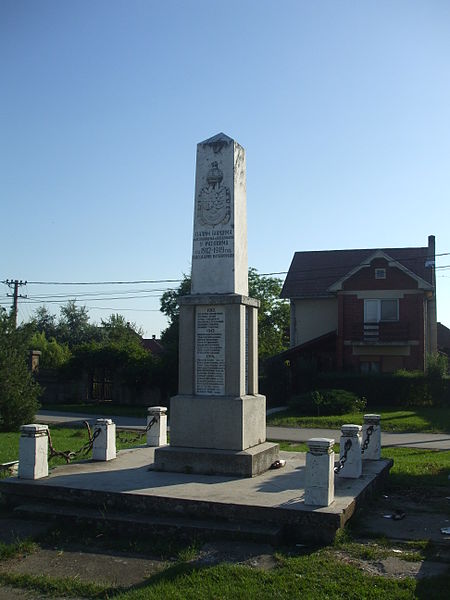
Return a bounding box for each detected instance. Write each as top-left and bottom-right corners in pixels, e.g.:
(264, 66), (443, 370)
(267, 405), (450, 433)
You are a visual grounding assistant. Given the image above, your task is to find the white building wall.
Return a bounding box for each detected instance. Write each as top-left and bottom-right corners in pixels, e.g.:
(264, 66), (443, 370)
(292, 298), (338, 346)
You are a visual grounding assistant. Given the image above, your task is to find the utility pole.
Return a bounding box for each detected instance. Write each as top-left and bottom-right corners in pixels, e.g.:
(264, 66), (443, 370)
(5, 279), (27, 328)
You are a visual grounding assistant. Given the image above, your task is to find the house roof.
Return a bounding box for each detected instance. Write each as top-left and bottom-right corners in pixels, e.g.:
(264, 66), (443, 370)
(142, 338), (165, 355)
(437, 322), (450, 350)
(280, 246), (433, 299)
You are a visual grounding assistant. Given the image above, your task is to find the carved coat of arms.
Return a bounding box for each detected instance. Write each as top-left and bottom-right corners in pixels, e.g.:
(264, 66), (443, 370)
(197, 161), (231, 227)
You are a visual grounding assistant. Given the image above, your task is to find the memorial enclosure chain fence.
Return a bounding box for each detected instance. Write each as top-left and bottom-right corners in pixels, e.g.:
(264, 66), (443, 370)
(361, 425), (374, 455)
(334, 438), (352, 474)
(47, 421), (101, 463)
(116, 416), (157, 445)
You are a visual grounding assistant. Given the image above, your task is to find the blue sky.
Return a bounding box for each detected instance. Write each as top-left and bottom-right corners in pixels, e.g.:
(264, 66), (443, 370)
(1, 0), (449, 336)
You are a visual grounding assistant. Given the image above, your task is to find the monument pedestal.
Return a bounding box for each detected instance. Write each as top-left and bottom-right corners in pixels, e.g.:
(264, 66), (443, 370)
(154, 442), (279, 478)
(168, 394), (266, 450)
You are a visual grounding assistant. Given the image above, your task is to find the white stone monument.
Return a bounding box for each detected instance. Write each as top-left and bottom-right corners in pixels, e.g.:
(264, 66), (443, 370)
(154, 133), (279, 477)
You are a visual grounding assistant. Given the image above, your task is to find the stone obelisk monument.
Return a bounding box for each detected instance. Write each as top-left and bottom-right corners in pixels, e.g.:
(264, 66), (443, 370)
(154, 133), (279, 477)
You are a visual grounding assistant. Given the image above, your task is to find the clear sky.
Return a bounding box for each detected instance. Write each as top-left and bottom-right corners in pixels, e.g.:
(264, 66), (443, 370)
(1, 0), (449, 337)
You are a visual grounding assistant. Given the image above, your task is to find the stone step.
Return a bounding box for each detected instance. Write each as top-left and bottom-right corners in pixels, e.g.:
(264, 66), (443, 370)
(13, 502), (283, 545)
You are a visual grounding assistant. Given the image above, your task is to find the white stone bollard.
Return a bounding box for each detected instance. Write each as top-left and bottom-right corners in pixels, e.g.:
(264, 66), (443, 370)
(362, 414), (381, 460)
(18, 424), (49, 480)
(337, 424), (362, 478)
(305, 438), (335, 506)
(92, 419), (116, 461)
(146, 406), (168, 447)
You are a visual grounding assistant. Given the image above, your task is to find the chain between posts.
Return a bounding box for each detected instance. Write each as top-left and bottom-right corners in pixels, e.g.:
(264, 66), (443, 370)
(334, 438), (352, 474)
(116, 416), (157, 445)
(361, 425), (374, 455)
(47, 420), (101, 463)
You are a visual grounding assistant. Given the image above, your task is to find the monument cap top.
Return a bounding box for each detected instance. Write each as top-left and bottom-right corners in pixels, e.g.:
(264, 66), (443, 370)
(307, 438), (335, 455)
(341, 424), (362, 436)
(199, 132), (234, 146)
(364, 414), (381, 422)
(20, 424), (48, 435)
(148, 406), (168, 414)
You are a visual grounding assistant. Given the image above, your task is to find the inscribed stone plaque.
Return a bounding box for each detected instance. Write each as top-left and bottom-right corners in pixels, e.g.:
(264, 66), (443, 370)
(195, 307), (225, 395)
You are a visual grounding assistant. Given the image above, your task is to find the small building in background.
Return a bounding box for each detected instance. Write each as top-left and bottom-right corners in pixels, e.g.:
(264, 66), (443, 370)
(141, 335), (165, 357)
(281, 235), (437, 374)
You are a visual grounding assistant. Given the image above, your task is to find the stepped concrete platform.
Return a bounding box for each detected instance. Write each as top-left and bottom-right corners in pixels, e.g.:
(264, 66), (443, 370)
(0, 447), (392, 545)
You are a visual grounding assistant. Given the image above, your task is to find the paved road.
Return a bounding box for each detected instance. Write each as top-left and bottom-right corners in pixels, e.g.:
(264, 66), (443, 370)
(36, 410), (450, 450)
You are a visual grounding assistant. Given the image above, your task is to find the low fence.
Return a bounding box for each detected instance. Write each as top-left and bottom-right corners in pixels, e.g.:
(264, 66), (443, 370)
(17, 406), (167, 480)
(15, 409), (383, 511)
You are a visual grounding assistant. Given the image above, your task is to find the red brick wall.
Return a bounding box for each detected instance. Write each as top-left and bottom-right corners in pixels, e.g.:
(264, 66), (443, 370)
(343, 258), (419, 291)
(338, 290), (426, 372)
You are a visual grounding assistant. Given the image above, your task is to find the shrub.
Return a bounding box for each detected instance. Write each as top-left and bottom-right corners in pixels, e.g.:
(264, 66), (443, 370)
(289, 388), (366, 416)
(260, 356), (291, 407)
(0, 311), (41, 431)
(426, 352), (448, 378)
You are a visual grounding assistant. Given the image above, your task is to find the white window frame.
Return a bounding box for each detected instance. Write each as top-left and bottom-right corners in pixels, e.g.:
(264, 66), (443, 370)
(375, 268), (386, 280)
(364, 299), (399, 323)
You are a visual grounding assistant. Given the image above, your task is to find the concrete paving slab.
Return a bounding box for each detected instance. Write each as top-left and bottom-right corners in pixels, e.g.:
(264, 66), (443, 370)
(1, 447), (384, 513)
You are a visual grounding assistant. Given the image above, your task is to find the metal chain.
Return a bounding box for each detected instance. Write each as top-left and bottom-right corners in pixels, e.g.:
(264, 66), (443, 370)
(116, 416), (157, 445)
(334, 438), (352, 474)
(47, 420), (101, 463)
(361, 425), (374, 455)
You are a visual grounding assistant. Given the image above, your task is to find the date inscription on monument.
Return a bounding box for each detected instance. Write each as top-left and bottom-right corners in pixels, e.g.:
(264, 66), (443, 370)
(195, 306), (225, 395)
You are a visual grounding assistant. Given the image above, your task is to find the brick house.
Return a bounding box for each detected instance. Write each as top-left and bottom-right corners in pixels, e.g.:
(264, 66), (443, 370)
(280, 236), (437, 373)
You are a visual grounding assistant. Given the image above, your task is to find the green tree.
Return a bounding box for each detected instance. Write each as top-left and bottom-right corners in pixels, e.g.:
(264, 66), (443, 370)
(248, 267), (289, 359)
(100, 313), (143, 344)
(160, 270), (289, 359)
(0, 309), (41, 431)
(31, 306), (58, 339)
(29, 331), (72, 369)
(160, 276), (191, 329)
(57, 300), (99, 347)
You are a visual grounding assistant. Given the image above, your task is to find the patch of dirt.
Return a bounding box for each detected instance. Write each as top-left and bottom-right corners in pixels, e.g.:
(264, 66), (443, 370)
(333, 550), (449, 580)
(195, 541), (278, 570)
(0, 548), (167, 588)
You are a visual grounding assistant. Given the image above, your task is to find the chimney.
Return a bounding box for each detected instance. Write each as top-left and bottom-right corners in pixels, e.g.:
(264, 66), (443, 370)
(428, 235), (435, 259)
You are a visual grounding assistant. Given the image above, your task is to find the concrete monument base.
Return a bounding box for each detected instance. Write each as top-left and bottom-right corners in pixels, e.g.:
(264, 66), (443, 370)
(168, 394), (266, 451)
(153, 441), (279, 478)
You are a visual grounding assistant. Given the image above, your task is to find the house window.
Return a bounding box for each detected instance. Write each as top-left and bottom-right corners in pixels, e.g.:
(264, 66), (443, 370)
(375, 268), (386, 279)
(364, 299), (398, 323)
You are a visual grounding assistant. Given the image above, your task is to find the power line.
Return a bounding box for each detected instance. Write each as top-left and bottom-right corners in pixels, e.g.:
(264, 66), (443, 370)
(22, 278), (184, 286)
(5, 252), (447, 287)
